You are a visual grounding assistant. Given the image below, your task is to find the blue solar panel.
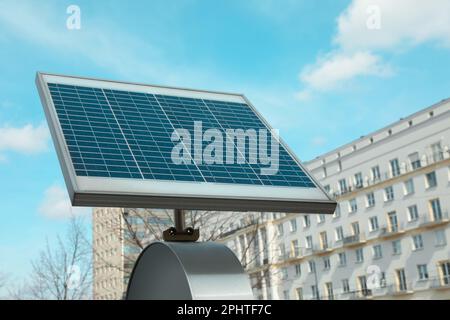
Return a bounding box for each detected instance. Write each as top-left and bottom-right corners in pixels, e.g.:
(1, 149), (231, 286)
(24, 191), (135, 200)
(47, 83), (315, 188)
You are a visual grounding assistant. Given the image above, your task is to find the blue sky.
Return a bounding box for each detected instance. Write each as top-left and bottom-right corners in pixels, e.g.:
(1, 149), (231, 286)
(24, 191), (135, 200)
(0, 0), (450, 289)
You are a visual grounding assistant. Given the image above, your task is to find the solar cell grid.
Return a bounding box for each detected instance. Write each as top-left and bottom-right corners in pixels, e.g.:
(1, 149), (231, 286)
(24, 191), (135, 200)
(47, 82), (315, 188)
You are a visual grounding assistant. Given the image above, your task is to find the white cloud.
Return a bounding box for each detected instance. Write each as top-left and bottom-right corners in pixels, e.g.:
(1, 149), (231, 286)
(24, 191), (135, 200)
(298, 0), (450, 97)
(0, 124), (49, 158)
(299, 51), (392, 92)
(38, 185), (90, 219)
(335, 0), (450, 51)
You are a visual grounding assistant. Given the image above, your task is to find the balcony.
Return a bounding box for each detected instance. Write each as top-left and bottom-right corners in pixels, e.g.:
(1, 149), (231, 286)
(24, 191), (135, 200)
(312, 243), (334, 255)
(386, 282), (414, 296)
(379, 223), (405, 239)
(331, 150), (450, 198)
(419, 211), (450, 229)
(341, 233), (366, 247)
(287, 247), (304, 261)
(339, 290), (372, 300)
(430, 277), (450, 290)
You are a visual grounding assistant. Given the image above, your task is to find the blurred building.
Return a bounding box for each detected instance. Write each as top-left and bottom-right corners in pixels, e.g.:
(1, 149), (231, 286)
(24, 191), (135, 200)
(92, 208), (172, 300)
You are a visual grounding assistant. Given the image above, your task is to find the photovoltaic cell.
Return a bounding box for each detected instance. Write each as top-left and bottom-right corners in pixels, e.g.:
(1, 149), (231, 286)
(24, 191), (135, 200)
(47, 83), (315, 188)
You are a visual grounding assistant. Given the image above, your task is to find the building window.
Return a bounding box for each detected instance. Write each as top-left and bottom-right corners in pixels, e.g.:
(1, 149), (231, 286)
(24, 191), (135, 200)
(435, 229), (447, 246)
(295, 264), (302, 276)
(412, 234), (424, 251)
(323, 257), (331, 270)
(369, 216), (379, 232)
(392, 240), (402, 255)
(407, 205), (419, 222)
(303, 215), (311, 228)
(291, 240), (299, 257)
(351, 221), (360, 235)
(349, 198), (358, 213)
(335, 226), (344, 242)
(277, 223), (284, 237)
(354, 172), (363, 188)
(317, 214), (326, 224)
(308, 261), (316, 273)
(338, 252), (347, 266)
(320, 231), (328, 250)
(404, 178), (415, 195)
(425, 171), (438, 188)
(388, 211), (399, 232)
(417, 264), (429, 280)
(278, 243), (286, 259)
(289, 219), (297, 233)
(342, 279), (350, 293)
(373, 245), (383, 259)
(366, 192), (375, 207)
(339, 179), (348, 193)
(355, 248), (364, 263)
(281, 268), (288, 280)
(324, 184), (330, 193)
(439, 262), (450, 285)
(311, 285), (320, 300)
(384, 186), (394, 202)
(305, 236), (313, 249)
(325, 282), (334, 300)
(390, 158), (401, 177)
(380, 272), (387, 287)
(431, 142), (443, 162)
(396, 269), (408, 291)
(333, 204), (341, 218)
(371, 165), (381, 181)
(296, 287), (303, 300)
(429, 198), (443, 221)
(409, 152), (421, 170)
(358, 275), (371, 296)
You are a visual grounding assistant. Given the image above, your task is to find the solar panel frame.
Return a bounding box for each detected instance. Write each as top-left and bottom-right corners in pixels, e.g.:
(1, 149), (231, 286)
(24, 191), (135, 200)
(36, 72), (336, 213)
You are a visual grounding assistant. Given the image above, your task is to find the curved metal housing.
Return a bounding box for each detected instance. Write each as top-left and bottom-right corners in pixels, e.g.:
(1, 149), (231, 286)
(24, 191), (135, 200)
(126, 242), (254, 300)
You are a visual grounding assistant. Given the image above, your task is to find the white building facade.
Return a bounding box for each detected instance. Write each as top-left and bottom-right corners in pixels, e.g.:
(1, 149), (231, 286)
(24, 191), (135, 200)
(221, 98), (450, 300)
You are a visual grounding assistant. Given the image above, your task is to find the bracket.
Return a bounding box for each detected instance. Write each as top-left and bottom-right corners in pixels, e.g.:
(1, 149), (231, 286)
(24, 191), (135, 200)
(163, 209), (199, 242)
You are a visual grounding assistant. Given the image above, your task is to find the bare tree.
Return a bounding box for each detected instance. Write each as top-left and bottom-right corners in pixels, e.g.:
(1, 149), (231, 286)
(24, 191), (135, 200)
(92, 208), (280, 299)
(12, 217), (92, 300)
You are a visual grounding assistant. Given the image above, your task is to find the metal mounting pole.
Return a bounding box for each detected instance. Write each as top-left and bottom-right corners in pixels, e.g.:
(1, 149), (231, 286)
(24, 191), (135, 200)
(163, 209), (199, 242)
(174, 209), (185, 232)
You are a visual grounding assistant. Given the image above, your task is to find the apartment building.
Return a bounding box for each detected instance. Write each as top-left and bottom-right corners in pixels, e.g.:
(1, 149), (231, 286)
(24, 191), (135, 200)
(92, 208), (172, 300)
(220, 98), (450, 300)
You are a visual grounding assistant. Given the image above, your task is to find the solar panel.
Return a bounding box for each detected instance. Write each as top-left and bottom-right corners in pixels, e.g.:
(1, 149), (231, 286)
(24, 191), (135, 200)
(36, 72), (336, 213)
